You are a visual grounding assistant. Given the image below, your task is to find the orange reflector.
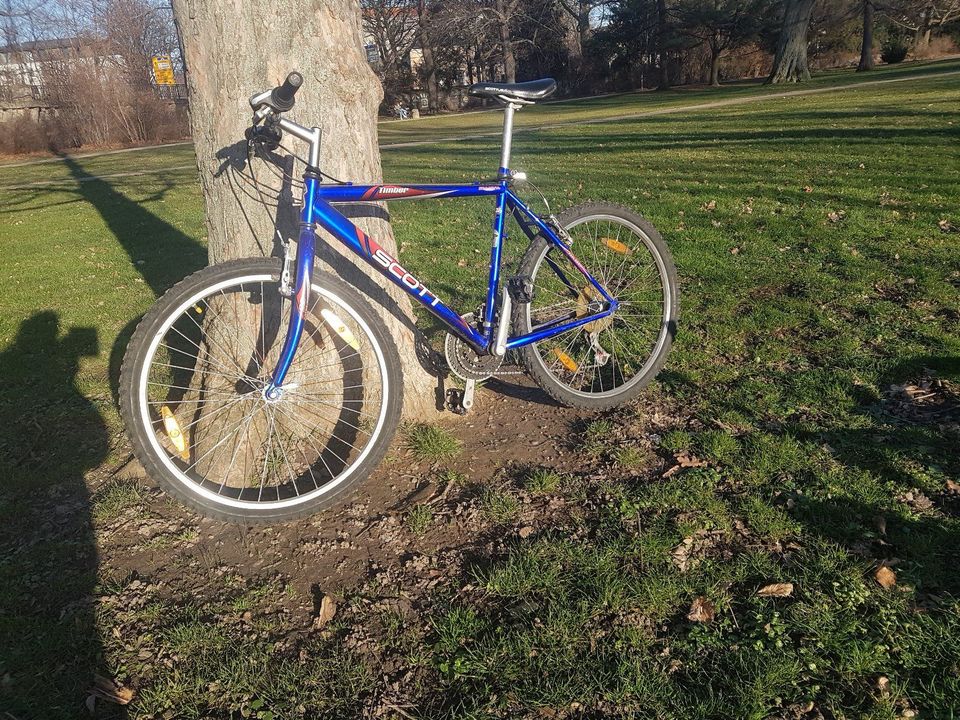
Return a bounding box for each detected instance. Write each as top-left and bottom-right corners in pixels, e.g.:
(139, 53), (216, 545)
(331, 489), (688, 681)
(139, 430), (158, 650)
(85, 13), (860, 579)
(320, 308), (360, 350)
(602, 238), (631, 255)
(553, 349), (578, 373)
(160, 406), (189, 460)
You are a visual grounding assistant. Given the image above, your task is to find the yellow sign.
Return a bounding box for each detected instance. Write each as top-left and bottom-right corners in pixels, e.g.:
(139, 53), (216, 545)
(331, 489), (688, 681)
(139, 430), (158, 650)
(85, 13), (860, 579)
(152, 55), (175, 85)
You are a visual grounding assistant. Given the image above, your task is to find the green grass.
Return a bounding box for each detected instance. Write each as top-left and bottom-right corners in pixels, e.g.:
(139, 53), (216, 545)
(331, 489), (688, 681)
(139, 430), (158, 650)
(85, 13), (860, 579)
(406, 503), (435, 535)
(0, 60), (958, 718)
(581, 418), (615, 455)
(91, 477), (148, 522)
(376, 57), (960, 145)
(404, 422), (462, 460)
(524, 467), (565, 493)
(478, 484), (521, 523)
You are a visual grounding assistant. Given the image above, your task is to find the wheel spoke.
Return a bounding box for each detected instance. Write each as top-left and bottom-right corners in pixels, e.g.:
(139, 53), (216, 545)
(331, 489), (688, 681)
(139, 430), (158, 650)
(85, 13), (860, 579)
(129, 267), (393, 514)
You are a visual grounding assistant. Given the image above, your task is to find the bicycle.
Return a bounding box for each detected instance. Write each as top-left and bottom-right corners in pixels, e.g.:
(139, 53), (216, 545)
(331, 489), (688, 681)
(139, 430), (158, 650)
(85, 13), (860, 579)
(120, 72), (679, 523)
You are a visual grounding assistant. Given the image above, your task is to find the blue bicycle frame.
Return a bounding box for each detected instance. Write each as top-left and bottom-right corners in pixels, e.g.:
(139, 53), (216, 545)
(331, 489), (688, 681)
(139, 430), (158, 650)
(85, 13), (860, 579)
(254, 99), (618, 395)
(265, 176), (619, 393)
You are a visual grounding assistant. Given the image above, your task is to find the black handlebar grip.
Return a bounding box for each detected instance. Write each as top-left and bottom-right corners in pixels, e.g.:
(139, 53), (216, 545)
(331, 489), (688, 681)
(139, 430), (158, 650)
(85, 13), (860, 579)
(271, 71), (303, 112)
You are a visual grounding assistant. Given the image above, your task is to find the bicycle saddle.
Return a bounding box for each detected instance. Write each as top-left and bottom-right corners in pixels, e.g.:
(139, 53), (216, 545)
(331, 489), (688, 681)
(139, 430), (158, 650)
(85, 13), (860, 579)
(468, 78), (557, 103)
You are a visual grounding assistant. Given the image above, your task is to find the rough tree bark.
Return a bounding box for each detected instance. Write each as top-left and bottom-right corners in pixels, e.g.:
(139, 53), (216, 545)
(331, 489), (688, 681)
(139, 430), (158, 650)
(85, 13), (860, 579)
(657, 0), (671, 90)
(767, 0), (816, 84)
(171, 0), (440, 418)
(858, 0), (874, 71)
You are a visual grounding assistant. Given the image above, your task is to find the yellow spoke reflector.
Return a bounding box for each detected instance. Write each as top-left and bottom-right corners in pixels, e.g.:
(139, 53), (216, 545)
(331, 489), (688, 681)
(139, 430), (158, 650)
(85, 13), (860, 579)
(320, 309), (360, 350)
(160, 406), (189, 460)
(553, 349), (579, 373)
(602, 238), (631, 255)
(192, 304), (203, 314)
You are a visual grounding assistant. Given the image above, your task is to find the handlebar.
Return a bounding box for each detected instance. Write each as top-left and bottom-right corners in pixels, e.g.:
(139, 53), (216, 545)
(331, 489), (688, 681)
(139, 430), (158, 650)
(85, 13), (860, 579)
(249, 70), (303, 116)
(271, 71), (303, 112)
(247, 71), (321, 169)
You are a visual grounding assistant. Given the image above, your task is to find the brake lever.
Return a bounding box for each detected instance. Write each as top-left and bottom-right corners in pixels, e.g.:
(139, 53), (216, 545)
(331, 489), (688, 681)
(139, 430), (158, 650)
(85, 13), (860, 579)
(245, 122), (282, 154)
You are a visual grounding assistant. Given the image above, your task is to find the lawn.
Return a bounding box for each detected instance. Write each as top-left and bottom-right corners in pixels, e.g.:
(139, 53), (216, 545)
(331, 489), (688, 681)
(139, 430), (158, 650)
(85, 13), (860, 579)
(0, 62), (958, 719)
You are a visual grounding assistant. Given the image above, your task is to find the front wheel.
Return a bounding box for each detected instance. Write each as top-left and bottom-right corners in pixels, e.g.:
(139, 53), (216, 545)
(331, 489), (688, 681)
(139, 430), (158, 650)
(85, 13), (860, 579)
(119, 258), (402, 523)
(512, 202), (678, 410)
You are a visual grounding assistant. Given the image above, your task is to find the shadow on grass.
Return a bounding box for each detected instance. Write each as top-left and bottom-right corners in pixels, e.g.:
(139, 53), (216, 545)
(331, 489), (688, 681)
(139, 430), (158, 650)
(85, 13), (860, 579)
(792, 354), (960, 595)
(0, 312), (112, 719)
(0, 156), (208, 717)
(58, 154), (207, 405)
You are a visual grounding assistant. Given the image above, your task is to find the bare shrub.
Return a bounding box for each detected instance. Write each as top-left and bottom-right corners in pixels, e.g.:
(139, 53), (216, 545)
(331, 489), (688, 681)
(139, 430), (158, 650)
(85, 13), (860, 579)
(912, 34), (959, 59)
(722, 43), (773, 80)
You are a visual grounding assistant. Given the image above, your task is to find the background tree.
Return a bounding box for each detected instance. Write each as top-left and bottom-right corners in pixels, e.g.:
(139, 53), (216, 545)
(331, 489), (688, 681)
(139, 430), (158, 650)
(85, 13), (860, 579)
(886, 0), (960, 51)
(591, 0), (660, 90)
(657, 0), (672, 88)
(674, 0), (771, 86)
(767, 0), (816, 83)
(555, 0), (608, 87)
(415, 0), (440, 110)
(170, 0), (439, 416)
(493, 0), (523, 82)
(858, 0), (874, 70)
(362, 0), (420, 109)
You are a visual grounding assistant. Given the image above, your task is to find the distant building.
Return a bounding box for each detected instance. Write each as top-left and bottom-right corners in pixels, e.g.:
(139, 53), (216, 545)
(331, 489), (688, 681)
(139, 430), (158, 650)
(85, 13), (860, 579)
(0, 37), (114, 108)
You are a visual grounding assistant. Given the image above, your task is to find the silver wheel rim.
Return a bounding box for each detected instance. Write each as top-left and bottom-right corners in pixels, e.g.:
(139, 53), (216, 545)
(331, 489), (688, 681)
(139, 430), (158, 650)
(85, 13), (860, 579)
(526, 214), (672, 399)
(136, 272), (390, 511)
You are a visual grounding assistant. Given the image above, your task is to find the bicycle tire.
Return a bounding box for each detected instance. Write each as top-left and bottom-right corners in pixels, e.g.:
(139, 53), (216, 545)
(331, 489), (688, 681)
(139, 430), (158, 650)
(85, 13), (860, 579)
(119, 258), (402, 523)
(512, 202), (678, 410)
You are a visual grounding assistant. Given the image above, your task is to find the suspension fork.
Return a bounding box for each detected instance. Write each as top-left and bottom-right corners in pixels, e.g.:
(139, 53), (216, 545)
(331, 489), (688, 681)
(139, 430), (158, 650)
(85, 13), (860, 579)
(265, 173), (320, 398)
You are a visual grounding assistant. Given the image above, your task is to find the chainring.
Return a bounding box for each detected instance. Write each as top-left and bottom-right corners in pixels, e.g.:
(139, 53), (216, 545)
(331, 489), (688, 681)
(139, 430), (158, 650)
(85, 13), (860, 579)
(444, 332), (503, 382)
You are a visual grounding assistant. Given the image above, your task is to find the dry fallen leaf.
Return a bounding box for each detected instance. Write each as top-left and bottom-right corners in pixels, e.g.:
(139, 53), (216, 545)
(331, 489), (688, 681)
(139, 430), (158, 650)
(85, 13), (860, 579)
(946, 479), (960, 495)
(875, 566), (897, 589)
(686, 596), (715, 623)
(827, 210), (846, 223)
(675, 451), (708, 468)
(518, 526), (534, 539)
(803, 185), (813, 193)
(89, 674), (134, 705)
(756, 582), (794, 598)
(701, 199), (717, 211)
(312, 594), (337, 629)
(938, 218), (956, 232)
(876, 675), (890, 696)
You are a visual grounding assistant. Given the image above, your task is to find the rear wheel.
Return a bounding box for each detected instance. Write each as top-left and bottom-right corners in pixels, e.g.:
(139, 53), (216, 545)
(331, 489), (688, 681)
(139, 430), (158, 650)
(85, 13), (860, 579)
(119, 258), (402, 523)
(512, 202), (678, 410)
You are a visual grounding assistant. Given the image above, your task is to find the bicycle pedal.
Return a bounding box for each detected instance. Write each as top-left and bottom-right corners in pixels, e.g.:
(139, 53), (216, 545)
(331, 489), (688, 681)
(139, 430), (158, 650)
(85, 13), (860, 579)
(445, 388), (468, 415)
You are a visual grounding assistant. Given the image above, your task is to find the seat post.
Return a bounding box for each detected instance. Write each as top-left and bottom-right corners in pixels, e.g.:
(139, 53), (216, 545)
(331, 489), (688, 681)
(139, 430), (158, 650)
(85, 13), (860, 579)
(499, 102), (520, 177)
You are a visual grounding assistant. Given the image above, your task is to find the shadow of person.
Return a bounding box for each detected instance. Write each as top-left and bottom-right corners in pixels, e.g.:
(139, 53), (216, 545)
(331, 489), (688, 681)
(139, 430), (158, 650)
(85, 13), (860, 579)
(0, 312), (110, 718)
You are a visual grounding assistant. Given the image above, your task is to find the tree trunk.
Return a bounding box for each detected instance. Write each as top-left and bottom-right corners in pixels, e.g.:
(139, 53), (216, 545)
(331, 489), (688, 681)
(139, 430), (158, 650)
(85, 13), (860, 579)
(171, 0), (440, 418)
(495, 0), (517, 83)
(656, 0), (670, 90)
(914, 4), (932, 49)
(857, 0), (874, 71)
(416, 0), (439, 112)
(561, 8), (583, 88)
(709, 41), (721, 87)
(767, 0), (815, 84)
